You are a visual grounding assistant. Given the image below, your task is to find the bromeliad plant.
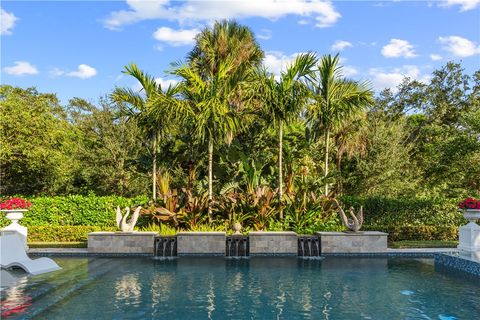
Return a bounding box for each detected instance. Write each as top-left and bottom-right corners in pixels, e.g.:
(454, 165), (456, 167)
(0, 198), (32, 210)
(458, 197), (480, 210)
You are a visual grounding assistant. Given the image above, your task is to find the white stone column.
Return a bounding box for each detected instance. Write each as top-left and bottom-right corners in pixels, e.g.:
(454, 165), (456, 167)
(457, 222), (480, 252)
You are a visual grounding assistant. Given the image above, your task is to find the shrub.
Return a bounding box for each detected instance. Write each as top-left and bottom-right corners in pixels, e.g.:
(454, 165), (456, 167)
(341, 196), (464, 226)
(364, 225), (458, 242)
(0, 195), (149, 227)
(28, 226), (117, 242)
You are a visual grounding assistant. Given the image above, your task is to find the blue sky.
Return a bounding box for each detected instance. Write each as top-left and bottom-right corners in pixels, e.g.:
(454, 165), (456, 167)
(1, 0), (479, 104)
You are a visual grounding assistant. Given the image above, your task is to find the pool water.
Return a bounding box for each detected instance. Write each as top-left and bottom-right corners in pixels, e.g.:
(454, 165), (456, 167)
(1, 257), (479, 319)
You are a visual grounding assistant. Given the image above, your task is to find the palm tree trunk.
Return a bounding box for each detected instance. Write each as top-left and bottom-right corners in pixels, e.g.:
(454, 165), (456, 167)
(152, 135), (157, 202)
(324, 129), (330, 196)
(278, 120), (284, 219)
(208, 136), (213, 223)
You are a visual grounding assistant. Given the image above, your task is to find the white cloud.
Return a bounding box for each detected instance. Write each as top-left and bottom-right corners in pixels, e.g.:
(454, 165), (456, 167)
(3, 61), (38, 76)
(438, 35), (480, 57)
(368, 65), (430, 92)
(263, 51), (303, 76)
(1, 9), (18, 35)
(153, 27), (199, 46)
(430, 54), (443, 61)
(155, 77), (178, 89)
(331, 40), (353, 51)
(49, 68), (65, 77)
(66, 64), (97, 79)
(103, 0), (341, 30)
(440, 0), (480, 11)
(133, 77), (178, 92)
(342, 66), (359, 77)
(381, 39), (417, 58)
(257, 29), (272, 40)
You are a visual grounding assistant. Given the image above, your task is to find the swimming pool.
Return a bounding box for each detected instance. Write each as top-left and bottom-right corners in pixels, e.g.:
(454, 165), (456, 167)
(1, 257), (479, 319)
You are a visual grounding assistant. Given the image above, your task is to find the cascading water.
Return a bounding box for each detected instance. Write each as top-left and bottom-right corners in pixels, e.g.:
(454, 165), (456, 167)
(154, 236), (177, 257)
(226, 235), (249, 257)
(297, 236), (320, 257)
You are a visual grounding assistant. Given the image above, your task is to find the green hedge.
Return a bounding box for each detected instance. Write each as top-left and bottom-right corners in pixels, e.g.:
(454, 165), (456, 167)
(0, 195), (466, 242)
(0, 195), (148, 227)
(364, 225), (458, 242)
(341, 196), (464, 226)
(28, 226), (117, 242)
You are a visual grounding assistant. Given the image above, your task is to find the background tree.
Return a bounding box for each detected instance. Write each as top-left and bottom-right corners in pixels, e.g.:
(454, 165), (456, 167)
(307, 54), (374, 195)
(111, 63), (178, 201)
(256, 52), (317, 218)
(67, 97), (146, 196)
(0, 86), (78, 195)
(177, 20), (264, 219)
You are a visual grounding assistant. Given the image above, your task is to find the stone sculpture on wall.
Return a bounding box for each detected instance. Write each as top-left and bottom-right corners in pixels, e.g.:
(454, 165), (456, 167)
(116, 206), (141, 232)
(331, 198), (363, 232)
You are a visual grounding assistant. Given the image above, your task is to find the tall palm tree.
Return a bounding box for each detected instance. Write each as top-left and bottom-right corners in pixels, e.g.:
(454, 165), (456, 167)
(256, 53), (317, 219)
(176, 20), (264, 220)
(306, 54), (374, 195)
(110, 63), (178, 201)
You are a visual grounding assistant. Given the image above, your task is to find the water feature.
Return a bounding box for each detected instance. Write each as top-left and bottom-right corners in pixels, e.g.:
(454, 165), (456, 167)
(154, 236), (177, 257)
(297, 236), (320, 257)
(226, 236), (249, 257)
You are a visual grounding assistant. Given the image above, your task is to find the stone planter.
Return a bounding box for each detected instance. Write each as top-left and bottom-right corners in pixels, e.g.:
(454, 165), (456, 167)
(249, 231), (297, 255)
(88, 232), (158, 254)
(176, 232), (226, 255)
(463, 209), (480, 222)
(1, 209), (28, 249)
(458, 209), (480, 252)
(317, 231), (388, 253)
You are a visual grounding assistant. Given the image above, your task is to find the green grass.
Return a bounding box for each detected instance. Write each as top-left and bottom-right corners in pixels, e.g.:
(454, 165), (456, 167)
(28, 241), (87, 248)
(390, 240), (458, 249)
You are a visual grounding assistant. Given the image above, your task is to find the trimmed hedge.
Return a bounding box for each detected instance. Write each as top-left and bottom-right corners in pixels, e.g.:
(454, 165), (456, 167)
(0, 195), (465, 242)
(28, 226), (117, 242)
(341, 196), (464, 226)
(0, 195), (148, 227)
(363, 225), (458, 242)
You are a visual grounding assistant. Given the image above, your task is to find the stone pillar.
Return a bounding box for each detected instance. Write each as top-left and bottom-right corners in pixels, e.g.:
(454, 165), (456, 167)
(457, 222), (480, 252)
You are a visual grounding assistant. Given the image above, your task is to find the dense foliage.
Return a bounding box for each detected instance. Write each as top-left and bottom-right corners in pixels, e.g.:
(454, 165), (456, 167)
(0, 195), (148, 227)
(1, 21), (478, 240)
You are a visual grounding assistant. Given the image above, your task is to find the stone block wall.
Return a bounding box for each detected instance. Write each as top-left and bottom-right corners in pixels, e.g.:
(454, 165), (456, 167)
(176, 232), (226, 255)
(249, 231), (297, 255)
(88, 232), (157, 254)
(317, 231), (388, 253)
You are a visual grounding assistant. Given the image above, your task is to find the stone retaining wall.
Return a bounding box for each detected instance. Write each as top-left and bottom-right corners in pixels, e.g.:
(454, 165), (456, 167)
(249, 231), (297, 255)
(176, 232), (226, 255)
(88, 232), (157, 254)
(317, 231), (387, 253)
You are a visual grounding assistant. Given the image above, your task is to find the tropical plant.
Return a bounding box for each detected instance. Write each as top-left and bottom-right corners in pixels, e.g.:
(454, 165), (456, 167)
(110, 63), (179, 201)
(256, 53), (317, 218)
(306, 54), (374, 195)
(175, 20), (264, 220)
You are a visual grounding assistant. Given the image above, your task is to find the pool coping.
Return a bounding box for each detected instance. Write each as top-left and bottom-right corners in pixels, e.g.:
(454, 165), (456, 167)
(28, 247), (458, 257)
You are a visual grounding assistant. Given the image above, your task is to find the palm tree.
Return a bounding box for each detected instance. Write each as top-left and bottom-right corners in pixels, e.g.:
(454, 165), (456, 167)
(176, 20), (264, 220)
(110, 63), (178, 201)
(256, 53), (317, 219)
(306, 54), (374, 195)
